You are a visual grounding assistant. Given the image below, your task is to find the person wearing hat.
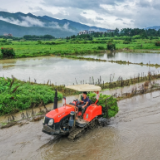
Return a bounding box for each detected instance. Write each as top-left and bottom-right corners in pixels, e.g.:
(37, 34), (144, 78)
(78, 91), (90, 118)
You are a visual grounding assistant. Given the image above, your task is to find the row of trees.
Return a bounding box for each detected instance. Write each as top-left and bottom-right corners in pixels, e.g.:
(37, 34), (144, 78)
(67, 28), (160, 39)
(23, 35), (55, 40)
(66, 34), (93, 40)
(95, 28), (160, 38)
(0, 36), (20, 40)
(0, 35), (55, 41)
(1, 28), (160, 41)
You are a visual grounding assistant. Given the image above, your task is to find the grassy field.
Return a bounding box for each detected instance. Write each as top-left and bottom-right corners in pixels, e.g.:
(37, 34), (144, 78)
(1, 38), (160, 59)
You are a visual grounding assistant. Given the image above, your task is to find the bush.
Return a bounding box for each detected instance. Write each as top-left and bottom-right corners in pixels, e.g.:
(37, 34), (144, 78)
(97, 46), (105, 50)
(123, 41), (130, 44)
(132, 35), (141, 39)
(0, 39), (7, 43)
(45, 42), (56, 45)
(37, 40), (42, 44)
(155, 41), (160, 46)
(107, 43), (116, 50)
(0, 77), (63, 115)
(1, 48), (15, 58)
(7, 39), (13, 42)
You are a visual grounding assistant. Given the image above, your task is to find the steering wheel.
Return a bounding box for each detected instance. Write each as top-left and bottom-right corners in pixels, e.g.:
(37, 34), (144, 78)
(74, 99), (81, 105)
(74, 99), (86, 107)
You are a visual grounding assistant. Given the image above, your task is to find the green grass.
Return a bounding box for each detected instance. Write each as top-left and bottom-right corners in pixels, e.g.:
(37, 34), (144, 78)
(1, 38), (160, 59)
(0, 77), (63, 115)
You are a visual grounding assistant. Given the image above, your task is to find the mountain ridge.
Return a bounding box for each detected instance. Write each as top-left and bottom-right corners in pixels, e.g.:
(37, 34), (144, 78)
(0, 11), (109, 37)
(145, 26), (160, 30)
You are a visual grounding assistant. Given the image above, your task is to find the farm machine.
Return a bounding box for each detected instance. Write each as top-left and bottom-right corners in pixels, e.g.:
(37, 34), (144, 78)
(42, 84), (115, 140)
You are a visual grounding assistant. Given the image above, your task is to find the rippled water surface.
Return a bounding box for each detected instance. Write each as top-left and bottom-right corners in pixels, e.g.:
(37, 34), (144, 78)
(0, 55), (159, 85)
(82, 52), (160, 64)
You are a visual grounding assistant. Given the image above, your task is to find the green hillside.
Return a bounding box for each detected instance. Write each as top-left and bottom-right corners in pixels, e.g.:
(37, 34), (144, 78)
(0, 11), (108, 37)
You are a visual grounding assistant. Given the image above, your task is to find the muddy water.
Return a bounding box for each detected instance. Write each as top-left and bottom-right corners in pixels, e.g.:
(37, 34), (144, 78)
(1, 90), (160, 160)
(0, 56), (159, 85)
(82, 52), (160, 64)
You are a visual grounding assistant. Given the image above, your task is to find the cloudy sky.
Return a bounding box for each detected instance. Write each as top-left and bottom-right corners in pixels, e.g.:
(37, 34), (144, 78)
(0, 0), (159, 29)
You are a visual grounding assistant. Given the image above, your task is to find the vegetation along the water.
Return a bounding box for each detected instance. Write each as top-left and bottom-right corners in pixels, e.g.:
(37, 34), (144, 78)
(0, 77), (63, 115)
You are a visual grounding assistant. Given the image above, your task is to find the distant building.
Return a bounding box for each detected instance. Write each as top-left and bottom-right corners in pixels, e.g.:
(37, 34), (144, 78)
(78, 30), (88, 35)
(4, 33), (13, 37)
(78, 30), (95, 35)
(78, 30), (115, 35)
(107, 30), (115, 33)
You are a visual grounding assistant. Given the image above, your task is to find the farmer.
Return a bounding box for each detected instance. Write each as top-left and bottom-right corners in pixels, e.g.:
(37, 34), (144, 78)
(78, 92), (90, 118)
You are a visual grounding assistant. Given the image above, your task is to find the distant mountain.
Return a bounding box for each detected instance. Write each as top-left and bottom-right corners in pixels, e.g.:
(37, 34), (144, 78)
(145, 26), (160, 30)
(0, 11), (109, 37)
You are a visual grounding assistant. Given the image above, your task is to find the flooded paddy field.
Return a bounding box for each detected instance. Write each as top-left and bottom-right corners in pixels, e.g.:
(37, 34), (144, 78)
(82, 52), (160, 64)
(1, 51), (160, 160)
(1, 90), (160, 160)
(0, 54), (160, 85)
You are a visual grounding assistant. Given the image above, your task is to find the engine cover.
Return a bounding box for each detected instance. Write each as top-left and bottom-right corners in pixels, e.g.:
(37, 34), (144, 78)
(46, 105), (75, 123)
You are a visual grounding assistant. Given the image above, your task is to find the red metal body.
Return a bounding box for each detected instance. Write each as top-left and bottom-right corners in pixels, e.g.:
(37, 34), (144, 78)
(83, 104), (102, 122)
(46, 105), (75, 123)
(46, 102), (102, 123)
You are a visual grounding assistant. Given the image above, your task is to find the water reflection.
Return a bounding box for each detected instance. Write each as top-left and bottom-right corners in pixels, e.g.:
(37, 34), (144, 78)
(83, 52), (160, 64)
(107, 51), (116, 59)
(0, 55), (159, 85)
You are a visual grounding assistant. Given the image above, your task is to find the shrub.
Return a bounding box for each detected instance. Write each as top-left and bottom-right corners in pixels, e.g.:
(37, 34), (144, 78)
(7, 39), (13, 42)
(155, 41), (160, 46)
(0, 39), (7, 43)
(37, 40), (42, 44)
(123, 41), (130, 44)
(132, 35), (141, 39)
(0, 77), (63, 115)
(97, 46), (105, 50)
(1, 48), (15, 58)
(107, 43), (116, 50)
(45, 42), (56, 45)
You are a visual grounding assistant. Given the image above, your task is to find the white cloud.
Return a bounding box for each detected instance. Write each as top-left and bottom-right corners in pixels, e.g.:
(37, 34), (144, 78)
(0, 0), (160, 29)
(48, 21), (74, 32)
(63, 22), (70, 30)
(22, 16), (44, 27)
(0, 16), (44, 27)
(0, 15), (75, 32)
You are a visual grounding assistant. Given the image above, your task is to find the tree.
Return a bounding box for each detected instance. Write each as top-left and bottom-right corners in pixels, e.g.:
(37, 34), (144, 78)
(107, 43), (116, 50)
(43, 35), (55, 39)
(114, 28), (119, 36)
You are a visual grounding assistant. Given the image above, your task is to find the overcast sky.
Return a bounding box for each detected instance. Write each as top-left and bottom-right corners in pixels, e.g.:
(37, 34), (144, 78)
(0, 0), (159, 29)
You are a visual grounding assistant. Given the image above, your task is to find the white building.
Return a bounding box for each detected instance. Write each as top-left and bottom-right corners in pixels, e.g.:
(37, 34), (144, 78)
(78, 30), (95, 35)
